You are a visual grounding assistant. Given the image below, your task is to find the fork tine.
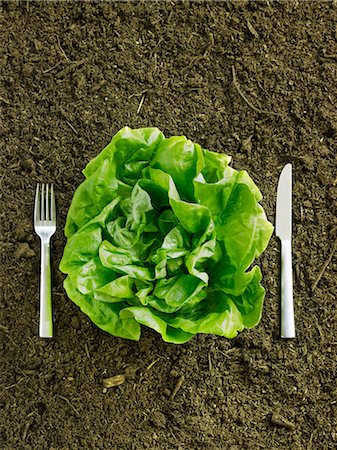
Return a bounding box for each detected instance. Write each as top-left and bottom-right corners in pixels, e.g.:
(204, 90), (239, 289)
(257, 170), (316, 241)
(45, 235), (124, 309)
(50, 184), (56, 221)
(34, 184), (40, 222)
(41, 183), (45, 220)
(46, 183), (50, 221)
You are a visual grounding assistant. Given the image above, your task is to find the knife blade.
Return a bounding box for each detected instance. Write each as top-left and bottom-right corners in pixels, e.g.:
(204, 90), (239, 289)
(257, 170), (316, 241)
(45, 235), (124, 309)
(275, 163), (295, 338)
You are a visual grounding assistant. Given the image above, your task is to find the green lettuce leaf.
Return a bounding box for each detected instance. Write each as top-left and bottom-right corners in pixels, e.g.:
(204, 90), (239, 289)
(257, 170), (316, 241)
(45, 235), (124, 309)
(60, 127), (273, 343)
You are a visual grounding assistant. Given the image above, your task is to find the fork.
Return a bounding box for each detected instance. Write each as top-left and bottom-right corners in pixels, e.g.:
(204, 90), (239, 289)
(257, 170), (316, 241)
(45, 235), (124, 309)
(34, 183), (56, 338)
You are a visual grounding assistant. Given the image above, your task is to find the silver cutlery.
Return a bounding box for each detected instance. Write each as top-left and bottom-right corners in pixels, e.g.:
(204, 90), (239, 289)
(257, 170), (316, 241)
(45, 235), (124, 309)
(275, 164), (295, 338)
(34, 183), (56, 338)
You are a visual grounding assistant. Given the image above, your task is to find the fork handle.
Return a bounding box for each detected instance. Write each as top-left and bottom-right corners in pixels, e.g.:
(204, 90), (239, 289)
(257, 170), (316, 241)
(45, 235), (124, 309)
(39, 241), (53, 338)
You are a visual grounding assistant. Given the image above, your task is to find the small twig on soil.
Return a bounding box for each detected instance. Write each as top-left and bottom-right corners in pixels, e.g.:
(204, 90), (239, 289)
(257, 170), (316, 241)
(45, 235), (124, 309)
(66, 120), (78, 135)
(21, 369), (39, 376)
(147, 358), (160, 370)
(90, 80), (107, 93)
(271, 412), (295, 430)
(208, 349), (213, 373)
(3, 377), (27, 391)
(216, 347), (239, 357)
(57, 35), (69, 61)
(183, 55), (208, 73)
(315, 316), (324, 342)
(247, 20), (259, 38)
(311, 237), (337, 291)
(137, 94), (146, 114)
(128, 89), (147, 100)
(22, 423), (30, 441)
(84, 342), (91, 361)
(206, 32), (214, 55)
(151, 39), (163, 56)
(102, 374), (125, 388)
(55, 394), (79, 416)
(22, 411), (36, 441)
(231, 65), (283, 117)
(22, 415), (35, 441)
(56, 58), (87, 79)
(170, 375), (185, 400)
(43, 61), (62, 74)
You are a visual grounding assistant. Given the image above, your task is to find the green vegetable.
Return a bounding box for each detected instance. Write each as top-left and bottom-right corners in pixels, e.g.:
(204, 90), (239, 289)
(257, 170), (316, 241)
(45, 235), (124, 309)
(60, 127), (273, 343)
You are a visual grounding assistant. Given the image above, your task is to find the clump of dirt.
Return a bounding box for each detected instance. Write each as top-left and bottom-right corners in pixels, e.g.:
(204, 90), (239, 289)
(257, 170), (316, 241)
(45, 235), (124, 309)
(1, 2), (336, 449)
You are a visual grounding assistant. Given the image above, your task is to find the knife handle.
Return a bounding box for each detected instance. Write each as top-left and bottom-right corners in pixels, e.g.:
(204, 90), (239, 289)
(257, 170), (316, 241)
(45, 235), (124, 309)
(280, 239), (295, 338)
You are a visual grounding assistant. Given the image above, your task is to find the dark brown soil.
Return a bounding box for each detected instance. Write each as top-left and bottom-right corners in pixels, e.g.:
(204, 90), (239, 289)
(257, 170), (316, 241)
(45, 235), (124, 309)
(1, 1), (337, 449)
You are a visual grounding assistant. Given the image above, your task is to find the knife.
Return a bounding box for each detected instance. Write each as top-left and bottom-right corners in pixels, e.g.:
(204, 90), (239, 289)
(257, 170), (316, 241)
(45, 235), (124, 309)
(275, 163), (295, 338)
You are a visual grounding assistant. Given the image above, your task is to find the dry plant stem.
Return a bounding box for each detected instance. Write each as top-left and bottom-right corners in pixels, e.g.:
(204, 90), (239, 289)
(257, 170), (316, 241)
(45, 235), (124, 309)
(55, 394), (79, 416)
(66, 120), (78, 135)
(90, 80), (107, 93)
(231, 65), (283, 117)
(22, 412), (35, 441)
(271, 412), (295, 430)
(43, 62), (62, 74)
(208, 350), (213, 373)
(311, 237), (337, 290)
(57, 35), (69, 61)
(171, 375), (185, 400)
(137, 94), (146, 114)
(147, 358), (160, 370)
(56, 59), (87, 78)
(102, 374), (125, 388)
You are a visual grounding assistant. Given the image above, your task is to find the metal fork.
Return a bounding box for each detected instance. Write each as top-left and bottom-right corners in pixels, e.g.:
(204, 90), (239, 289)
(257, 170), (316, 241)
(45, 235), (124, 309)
(34, 183), (56, 338)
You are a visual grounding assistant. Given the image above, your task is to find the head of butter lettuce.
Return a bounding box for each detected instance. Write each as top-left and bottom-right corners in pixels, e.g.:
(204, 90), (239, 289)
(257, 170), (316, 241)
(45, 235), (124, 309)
(60, 127), (273, 343)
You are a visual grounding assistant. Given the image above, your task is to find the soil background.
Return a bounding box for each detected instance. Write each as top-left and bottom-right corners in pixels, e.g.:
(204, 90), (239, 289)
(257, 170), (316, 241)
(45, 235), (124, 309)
(1, 1), (337, 449)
